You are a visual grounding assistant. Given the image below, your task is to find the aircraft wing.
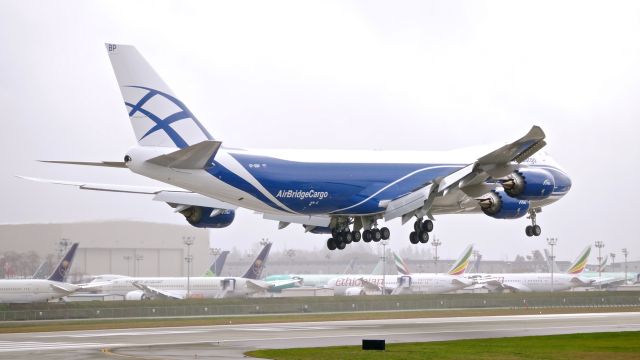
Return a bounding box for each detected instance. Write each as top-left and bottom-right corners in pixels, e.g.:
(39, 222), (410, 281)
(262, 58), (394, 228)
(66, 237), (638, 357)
(49, 283), (78, 294)
(384, 126), (546, 223)
(131, 282), (185, 300)
(451, 278), (473, 287)
(267, 279), (303, 291)
(245, 279), (272, 292)
(18, 176), (237, 210)
(571, 276), (596, 287)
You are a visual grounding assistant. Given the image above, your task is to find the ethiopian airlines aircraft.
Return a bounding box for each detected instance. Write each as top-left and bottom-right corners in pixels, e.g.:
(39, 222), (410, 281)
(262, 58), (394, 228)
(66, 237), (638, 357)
(23, 44), (571, 251)
(0, 243), (79, 303)
(470, 246), (593, 292)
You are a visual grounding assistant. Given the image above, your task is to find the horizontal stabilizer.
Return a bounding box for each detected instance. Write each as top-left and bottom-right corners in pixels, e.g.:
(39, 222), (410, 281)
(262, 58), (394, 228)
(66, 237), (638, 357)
(38, 160), (127, 168)
(147, 140), (221, 169)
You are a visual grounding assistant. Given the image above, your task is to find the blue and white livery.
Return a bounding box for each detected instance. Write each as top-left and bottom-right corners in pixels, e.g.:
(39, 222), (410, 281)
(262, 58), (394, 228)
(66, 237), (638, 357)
(23, 44), (572, 250)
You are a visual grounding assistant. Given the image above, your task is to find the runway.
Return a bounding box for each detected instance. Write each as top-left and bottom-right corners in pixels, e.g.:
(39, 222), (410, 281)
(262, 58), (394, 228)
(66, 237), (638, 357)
(1, 312), (639, 359)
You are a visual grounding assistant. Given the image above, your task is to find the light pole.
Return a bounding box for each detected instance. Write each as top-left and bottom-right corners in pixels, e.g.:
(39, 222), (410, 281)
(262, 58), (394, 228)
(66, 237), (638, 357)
(610, 252), (616, 273)
(547, 237), (557, 292)
(595, 240), (605, 279)
(123, 255), (131, 276)
(380, 239), (388, 295)
(57, 238), (71, 261)
(472, 250), (480, 273)
(183, 236), (194, 299)
(622, 248), (629, 285)
(431, 236), (441, 274)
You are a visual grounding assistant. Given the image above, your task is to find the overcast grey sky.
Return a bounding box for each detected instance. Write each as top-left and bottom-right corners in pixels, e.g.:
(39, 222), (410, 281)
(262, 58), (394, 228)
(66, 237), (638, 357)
(1, 1), (639, 261)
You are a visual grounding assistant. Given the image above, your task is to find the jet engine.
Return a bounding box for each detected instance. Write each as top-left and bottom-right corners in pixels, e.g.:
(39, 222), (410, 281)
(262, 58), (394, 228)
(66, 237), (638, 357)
(124, 290), (149, 301)
(478, 190), (530, 219)
(344, 287), (366, 296)
(501, 168), (555, 200)
(180, 207), (235, 228)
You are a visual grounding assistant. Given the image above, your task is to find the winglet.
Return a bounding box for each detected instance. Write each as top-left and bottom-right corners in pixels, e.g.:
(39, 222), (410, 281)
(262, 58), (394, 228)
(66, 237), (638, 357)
(478, 126), (547, 165)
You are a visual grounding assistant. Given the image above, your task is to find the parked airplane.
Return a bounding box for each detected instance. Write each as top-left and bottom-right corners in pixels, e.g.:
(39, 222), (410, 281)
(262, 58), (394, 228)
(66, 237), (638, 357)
(0, 243), (79, 303)
(327, 246), (473, 296)
(579, 254), (639, 287)
(390, 245), (474, 295)
(265, 258), (383, 290)
(470, 246), (593, 292)
(81, 243), (288, 299)
(203, 250), (230, 277)
(23, 44), (572, 251)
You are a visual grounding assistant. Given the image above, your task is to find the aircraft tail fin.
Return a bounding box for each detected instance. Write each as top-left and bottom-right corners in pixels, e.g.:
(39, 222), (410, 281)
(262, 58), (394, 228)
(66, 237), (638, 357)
(447, 245), (474, 276)
(370, 259), (384, 275)
(597, 254), (609, 274)
(342, 258), (357, 274)
(241, 243), (272, 279)
(393, 251), (411, 275)
(47, 243), (79, 282)
(204, 250), (230, 277)
(105, 43), (213, 149)
(566, 246), (591, 275)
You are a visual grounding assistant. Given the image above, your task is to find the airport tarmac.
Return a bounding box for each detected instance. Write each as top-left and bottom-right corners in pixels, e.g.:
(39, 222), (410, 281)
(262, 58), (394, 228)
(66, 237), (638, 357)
(0, 312), (638, 359)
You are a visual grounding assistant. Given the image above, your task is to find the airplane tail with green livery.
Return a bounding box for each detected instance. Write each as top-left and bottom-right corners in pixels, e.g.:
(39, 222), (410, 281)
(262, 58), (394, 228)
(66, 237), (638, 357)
(566, 246), (591, 275)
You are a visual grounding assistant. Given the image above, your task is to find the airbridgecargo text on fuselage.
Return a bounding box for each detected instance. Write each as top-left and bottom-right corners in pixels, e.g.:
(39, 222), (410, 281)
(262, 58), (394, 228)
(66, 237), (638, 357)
(276, 189), (329, 200)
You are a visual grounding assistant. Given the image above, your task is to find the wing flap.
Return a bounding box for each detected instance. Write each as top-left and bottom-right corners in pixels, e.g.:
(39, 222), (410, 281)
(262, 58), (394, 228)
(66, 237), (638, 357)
(263, 213), (331, 227)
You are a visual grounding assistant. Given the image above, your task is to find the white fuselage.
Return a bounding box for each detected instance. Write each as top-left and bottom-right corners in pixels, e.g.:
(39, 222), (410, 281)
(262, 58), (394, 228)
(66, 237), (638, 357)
(395, 274), (473, 294)
(468, 273), (590, 292)
(84, 276), (253, 299)
(0, 279), (76, 303)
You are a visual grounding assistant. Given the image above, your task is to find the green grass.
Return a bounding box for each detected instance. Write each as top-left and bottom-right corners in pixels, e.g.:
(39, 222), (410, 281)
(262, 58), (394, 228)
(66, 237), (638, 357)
(247, 331), (640, 359)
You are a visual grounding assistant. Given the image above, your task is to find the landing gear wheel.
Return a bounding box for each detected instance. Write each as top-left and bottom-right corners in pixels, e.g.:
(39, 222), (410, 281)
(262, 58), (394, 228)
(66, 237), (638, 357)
(414, 220), (422, 232)
(372, 228), (382, 242)
(409, 231), (419, 244)
(327, 238), (337, 250)
(331, 228), (339, 238)
(418, 231), (429, 243)
(352, 231), (361, 242)
(525, 225), (533, 237)
(336, 241), (346, 250)
(363, 230), (372, 243)
(381, 227), (390, 240)
(532, 225), (541, 236)
(421, 219), (434, 233)
(344, 231), (353, 244)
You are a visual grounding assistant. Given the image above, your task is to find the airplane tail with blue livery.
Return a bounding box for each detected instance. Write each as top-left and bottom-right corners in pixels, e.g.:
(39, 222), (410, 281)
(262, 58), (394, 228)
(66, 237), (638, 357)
(203, 250), (230, 277)
(48, 243), (79, 283)
(21, 43), (572, 251)
(242, 243), (272, 280)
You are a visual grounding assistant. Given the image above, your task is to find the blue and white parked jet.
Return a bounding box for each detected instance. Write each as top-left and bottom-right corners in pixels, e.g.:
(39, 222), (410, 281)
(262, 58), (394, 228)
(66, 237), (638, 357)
(23, 44), (572, 251)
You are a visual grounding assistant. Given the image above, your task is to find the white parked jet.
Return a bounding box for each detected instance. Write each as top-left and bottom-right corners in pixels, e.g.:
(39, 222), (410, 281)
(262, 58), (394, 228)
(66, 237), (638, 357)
(82, 243), (293, 299)
(23, 44), (572, 251)
(470, 246), (593, 292)
(0, 243), (79, 303)
(391, 245), (474, 295)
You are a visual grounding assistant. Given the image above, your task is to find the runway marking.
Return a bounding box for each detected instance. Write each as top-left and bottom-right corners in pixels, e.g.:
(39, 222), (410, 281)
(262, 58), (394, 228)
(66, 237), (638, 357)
(234, 325), (339, 332)
(0, 340), (121, 353)
(36, 329), (209, 338)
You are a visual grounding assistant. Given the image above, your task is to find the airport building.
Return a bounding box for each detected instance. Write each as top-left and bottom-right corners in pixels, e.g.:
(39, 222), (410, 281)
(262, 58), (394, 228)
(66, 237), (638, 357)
(0, 221), (210, 280)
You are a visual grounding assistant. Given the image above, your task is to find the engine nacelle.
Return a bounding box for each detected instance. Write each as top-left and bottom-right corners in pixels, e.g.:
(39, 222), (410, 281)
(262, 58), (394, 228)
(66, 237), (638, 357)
(478, 190), (530, 219)
(344, 287), (365, 296)
(124, 290), (149, 301)
(180, 207), (235, 228)
(502, 168), (555, 200)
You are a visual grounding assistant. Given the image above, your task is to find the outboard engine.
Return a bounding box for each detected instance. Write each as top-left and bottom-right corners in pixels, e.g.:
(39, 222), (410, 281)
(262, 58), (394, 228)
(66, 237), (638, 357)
(344, 287), (365, 296)
(478, 190), (530, 219)
(180, 207), (235, 228)
(125, 290), (149, 301)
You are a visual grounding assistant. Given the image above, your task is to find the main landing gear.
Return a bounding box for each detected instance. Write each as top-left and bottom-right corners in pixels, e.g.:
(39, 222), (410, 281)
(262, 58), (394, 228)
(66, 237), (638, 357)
(409, 218), (433, 244)
(525, 209), (542, 237)
(326, 226), (390, 251)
